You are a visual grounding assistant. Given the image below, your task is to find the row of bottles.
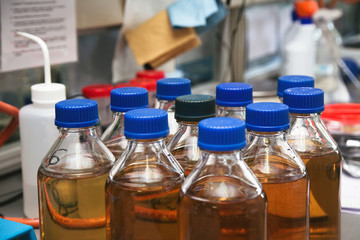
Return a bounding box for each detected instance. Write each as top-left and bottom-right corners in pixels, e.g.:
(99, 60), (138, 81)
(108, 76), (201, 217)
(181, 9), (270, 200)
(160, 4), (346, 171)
(36, 76), (341, 240)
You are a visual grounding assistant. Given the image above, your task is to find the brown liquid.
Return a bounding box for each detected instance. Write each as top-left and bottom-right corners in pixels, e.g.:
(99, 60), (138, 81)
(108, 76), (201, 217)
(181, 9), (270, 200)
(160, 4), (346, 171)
(38, 170), (109, 240)
(263, 176), (308, 240)
(171, 147), (200, 176)
(178, 176), (266, 240)
(106, 164), (182, 240)
(245, 156), (309, 240)
(299, 150), (341, 240)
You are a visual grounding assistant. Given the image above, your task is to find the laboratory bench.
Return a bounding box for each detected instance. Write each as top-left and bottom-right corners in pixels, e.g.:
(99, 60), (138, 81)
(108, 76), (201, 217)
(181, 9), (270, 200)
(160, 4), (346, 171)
(1, 169), (360, 240)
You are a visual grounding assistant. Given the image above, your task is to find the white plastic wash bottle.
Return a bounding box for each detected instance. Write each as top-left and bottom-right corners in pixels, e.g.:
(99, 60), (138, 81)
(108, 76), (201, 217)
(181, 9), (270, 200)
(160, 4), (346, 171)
(18, 32), (66, 218)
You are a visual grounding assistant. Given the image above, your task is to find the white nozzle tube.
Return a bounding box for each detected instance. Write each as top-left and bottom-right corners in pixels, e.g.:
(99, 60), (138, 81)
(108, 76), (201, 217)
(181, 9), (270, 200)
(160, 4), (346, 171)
(17, 31), (51, 85)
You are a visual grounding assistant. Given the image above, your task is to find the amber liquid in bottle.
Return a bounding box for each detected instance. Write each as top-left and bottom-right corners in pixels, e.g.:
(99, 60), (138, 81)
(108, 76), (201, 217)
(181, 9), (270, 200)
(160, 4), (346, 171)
(38, 169), (109, 240)
(106, 164), (182, 240)
(298, 149), (341, 240)
(246, 156), (309, 240)
(178, 176), (266, 240)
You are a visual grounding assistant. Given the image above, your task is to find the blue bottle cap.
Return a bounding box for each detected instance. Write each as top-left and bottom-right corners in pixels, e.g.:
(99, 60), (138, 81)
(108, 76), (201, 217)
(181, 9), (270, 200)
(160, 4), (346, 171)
(284, 87), (324, 114)
(55, 99), (99, 128)
(124, 108), (169, 139)
(300, 17), (313, 24)
(110, 87), (149, 112)
(156, 78), (191, 101)
(216, 82), (253, 107)
(198, 117), (246, 151)
(246, 102), (290, 132)
(277, 75), (314, 97)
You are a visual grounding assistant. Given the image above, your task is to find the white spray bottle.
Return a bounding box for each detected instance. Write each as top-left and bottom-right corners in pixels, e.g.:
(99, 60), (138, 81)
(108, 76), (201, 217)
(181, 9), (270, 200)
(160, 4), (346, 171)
(18, 32), (66, 218)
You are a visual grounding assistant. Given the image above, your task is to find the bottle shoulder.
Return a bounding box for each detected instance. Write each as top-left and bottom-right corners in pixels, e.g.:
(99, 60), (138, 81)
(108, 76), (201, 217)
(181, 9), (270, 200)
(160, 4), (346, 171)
(40, 130), (115, 176)
(181, 151), (264, 200)
(242, 134), (307, 181)
(182, 175), (265, 203)
(19, 104), (55, 117)
(109, 140), (184, 185)
(287, 116), (339, 153)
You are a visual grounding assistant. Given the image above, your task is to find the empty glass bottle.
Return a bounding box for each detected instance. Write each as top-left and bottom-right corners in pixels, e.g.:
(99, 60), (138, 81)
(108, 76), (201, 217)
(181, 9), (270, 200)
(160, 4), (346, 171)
(101, 87), (148, 159)
(242, 102), (309, 240)
(277, 75), (314, 102)
(178, 117), (267, 240)
(38, 99), (115, 240)
(216, 82), (253, 120)
(167, 94), (216, 176)
(155, 78), (191, 140)
(106, 108), (185, 240)
(284, 87), (341, 240)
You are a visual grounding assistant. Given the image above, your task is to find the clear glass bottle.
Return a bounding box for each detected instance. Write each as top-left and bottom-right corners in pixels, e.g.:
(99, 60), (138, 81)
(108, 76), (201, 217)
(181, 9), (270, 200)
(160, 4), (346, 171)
(284, 87), (341, 239)
(277, 75), (314, 102)
(215, 82), (253, 121)
(106, 108), (185, 240)
(101, 87), (148, 159)
(155, 78), (191, 140)
(242, 102), (309, 240)
(167, 94), (215, 176)
(314, 11), (351, 104)
(37, 99), (115, 240)
(82, 84), (114, 131)
(178, 117), (267, 240)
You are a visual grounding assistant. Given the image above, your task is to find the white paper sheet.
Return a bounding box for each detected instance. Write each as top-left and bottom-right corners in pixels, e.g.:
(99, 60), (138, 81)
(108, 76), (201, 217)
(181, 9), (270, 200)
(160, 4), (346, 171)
(1, 0), (77, 72)
(341, 170), (360, 212)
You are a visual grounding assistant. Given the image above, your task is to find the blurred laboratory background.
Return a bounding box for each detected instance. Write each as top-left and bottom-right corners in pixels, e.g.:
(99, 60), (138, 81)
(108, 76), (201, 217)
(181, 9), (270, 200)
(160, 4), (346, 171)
(1, 0), (360, 238)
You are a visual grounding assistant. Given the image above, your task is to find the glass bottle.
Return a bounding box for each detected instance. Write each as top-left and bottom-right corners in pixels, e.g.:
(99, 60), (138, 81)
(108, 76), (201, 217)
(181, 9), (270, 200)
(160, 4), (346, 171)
(167, 94), (216, 176)
(101, 87), (148, 159)
(37, 99), (115, 240)
(82, 84), (114, 131)
(178, 117), (267, 240)
(135, 69), (165, 107)
(106, 108), (185, 240)
(155, 78), (191, 140)
(277, 75), (314, 102)
(215, 82), (253, 121)
(284, 87), (341, 239)
(242, 102), (309, 240)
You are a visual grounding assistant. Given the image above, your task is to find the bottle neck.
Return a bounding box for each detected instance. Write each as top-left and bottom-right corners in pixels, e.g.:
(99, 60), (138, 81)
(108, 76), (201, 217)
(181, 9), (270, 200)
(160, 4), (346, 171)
(176, 121), (199, 137)
(199, 149), (244, 171)
(100, 112), (125, 142)
(32, 101), (56, 108)
(289, 112), (324, 129)
(177, 121), (199, 127)
(216, 106), (246, 120)
(167, 121), (199, 151)
(288, 112), (339, 152)
(247, 130), (287, 141)
(59, 125), (98, 135)
(243, 129), (307, 176)
(125, 137), (169, 156)
(157, 99), (175, 111)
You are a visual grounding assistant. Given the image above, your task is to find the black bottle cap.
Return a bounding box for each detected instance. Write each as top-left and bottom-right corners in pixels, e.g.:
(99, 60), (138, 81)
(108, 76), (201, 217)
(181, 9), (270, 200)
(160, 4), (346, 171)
(175, 94), (216, 122)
